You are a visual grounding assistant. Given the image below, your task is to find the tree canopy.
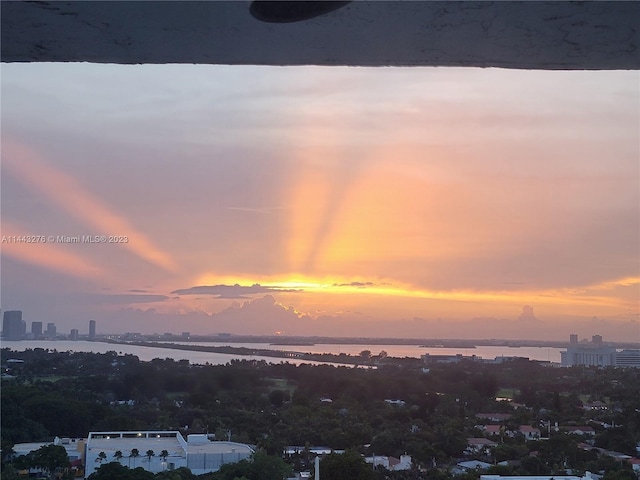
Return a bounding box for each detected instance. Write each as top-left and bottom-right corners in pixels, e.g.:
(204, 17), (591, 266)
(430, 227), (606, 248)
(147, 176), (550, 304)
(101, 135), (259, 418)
(319, 451), (376, 480)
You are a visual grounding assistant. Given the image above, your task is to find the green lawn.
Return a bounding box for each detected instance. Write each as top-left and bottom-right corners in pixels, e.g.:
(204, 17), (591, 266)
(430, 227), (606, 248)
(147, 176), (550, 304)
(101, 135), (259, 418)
(495, 387), (519, 400)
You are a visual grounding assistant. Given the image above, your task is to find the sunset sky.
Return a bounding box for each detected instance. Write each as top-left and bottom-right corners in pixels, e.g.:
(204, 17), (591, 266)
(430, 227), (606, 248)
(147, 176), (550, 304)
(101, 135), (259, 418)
(1, 63), (638, 341)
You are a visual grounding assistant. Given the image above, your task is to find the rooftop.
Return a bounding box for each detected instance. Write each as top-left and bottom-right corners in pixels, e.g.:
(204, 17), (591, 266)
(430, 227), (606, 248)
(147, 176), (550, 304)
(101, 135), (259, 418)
(87, 433), (183, 457)
(86, 431), (253, 457)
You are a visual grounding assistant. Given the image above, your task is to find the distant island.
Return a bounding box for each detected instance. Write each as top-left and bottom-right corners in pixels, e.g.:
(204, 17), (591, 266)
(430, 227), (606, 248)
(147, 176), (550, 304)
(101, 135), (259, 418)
(106, 340), (414, 366)
(419, 342), (477, 348)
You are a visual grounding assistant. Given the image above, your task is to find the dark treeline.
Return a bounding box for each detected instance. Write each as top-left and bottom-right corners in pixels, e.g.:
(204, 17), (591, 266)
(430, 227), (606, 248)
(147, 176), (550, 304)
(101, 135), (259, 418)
(2, 348), (639, 479)
(112, 340), (402, 366)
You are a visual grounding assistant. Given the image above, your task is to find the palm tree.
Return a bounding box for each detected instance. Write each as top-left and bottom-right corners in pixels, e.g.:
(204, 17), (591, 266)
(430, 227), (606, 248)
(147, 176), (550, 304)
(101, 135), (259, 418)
(96, 451), (107, 465)
(129, 448), (139, 468)
(113, 450), (123, 464)
(93, 451), (107, 473)
(145, 449), (155, 470)
(159, 450), (169, 470)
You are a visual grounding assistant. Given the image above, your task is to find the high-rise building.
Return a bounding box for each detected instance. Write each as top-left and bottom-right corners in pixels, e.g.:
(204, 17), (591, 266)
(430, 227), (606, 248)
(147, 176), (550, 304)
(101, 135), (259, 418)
(69, 329), (79, 340)
(2, 310), (24, 340)
(562, 335), (640, 368)
(46, 322), (57, 340)
(31, 321), (43, 338)
(560, 342), (616, 367)
(89, 320), (96, 338)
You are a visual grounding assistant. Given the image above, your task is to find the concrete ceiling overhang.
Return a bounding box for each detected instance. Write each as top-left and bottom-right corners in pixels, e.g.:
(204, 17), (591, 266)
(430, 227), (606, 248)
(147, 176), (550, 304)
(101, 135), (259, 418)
(1, 1), (639, 69)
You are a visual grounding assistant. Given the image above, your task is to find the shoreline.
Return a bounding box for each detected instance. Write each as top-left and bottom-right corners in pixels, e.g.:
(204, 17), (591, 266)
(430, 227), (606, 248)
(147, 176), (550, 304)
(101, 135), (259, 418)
(107, 340), (394, 367)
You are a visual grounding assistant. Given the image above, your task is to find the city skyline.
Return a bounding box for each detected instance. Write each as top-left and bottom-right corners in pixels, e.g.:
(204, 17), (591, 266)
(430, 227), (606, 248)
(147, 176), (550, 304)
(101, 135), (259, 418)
(1, 307), (638, 344)
(1, 64), (638, 341)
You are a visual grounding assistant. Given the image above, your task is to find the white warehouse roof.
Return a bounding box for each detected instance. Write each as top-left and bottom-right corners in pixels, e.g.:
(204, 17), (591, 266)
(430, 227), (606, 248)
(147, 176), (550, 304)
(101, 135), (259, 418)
(85, 431), (253, 478)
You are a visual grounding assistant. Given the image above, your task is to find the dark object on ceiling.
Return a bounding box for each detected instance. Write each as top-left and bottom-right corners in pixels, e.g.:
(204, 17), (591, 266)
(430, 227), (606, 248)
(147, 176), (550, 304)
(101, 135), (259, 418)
(2, 1), (638, 69)
(250, 1), (352, 23)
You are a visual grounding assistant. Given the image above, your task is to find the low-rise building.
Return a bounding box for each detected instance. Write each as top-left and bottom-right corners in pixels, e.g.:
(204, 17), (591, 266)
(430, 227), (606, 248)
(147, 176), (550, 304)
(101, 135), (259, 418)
(476, 413), (512, 422)
(615, 349), (640, 368)
(563, 426), (595, 437)
(364, 454), (411, 471)
(421, 353), (478, 363)
(11, 437), (86, 477)
(285, 446), (344, 456)
(582, 400), (608, 411)
(481, 473), (602, 480)
(466, 438), (498, 455)
(518, 425), (541, 440)
(627, 458), (640, 472)
(454, 460), (492, 473)
(12, 436), (85, 464)
(84, 431), (253, 478)
(483, 425), (502, 436)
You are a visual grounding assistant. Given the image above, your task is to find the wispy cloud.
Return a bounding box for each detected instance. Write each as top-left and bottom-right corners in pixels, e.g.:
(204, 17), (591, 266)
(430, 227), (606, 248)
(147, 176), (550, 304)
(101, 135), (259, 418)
(333, 281), (377, 288)
(590, 276), (640, 290)
(171, 283), (302, 299)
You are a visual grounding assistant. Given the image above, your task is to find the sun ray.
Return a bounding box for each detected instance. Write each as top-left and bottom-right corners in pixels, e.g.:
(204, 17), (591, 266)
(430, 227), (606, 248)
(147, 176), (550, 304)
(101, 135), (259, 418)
(284, 71), (388, 274)
(1, 222), (105, 279)
(3, 139), (179, 273)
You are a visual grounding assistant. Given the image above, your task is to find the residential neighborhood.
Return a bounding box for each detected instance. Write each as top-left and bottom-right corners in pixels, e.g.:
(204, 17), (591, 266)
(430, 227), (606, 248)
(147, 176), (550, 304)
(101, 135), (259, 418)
(2, 347), (639, 479)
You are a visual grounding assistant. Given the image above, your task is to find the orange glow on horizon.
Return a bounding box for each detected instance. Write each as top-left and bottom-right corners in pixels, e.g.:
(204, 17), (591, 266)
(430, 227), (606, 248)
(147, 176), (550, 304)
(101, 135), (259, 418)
(590, 276), (640, 290)
(190, 272), (636, 313)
